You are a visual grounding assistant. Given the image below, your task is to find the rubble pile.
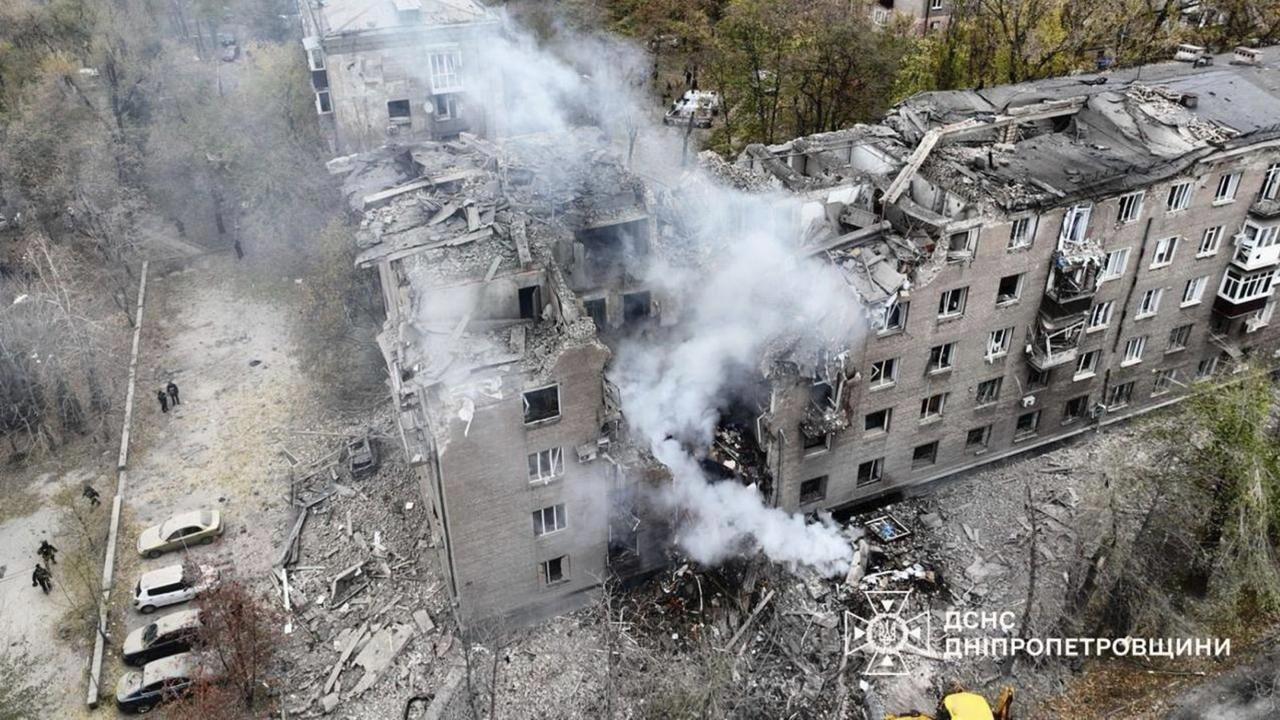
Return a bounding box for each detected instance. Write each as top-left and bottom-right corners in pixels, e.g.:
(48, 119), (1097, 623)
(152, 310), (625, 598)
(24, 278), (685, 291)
(267, 423), (458, 718)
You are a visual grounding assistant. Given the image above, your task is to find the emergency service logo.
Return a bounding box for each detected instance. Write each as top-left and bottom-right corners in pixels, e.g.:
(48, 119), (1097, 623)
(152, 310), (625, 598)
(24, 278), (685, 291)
(844, 589), (934, 676)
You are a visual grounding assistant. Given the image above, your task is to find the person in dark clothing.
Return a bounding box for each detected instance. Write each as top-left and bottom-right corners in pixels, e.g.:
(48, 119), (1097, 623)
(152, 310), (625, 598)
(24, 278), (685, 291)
(38, 540), (57, 565)
(32, 564), (52, 593)
(157, 389), (169, 413)
(166, 380), (180, 406)
(83, 484), (101, 506)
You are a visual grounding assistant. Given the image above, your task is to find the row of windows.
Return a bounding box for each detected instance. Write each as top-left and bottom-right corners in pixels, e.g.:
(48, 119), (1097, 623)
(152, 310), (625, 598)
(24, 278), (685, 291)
(997, 161), (1278, 258)
(819, 362), (1220, 502)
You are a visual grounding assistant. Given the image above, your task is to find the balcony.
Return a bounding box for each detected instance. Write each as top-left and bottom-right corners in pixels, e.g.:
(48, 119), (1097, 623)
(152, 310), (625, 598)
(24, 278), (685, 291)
(1230, 223), (1280, 271)
(1026, 314), (1085, 370)
(1043, 245), (1102, 313)
(1215, 265), (1277, 318)
(1249, 198), (1280, 220)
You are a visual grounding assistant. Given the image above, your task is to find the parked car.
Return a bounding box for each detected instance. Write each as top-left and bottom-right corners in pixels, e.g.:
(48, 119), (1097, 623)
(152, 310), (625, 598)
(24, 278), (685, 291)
(347, 433), (379, 478)
(133, 563), (217, 614)
(115, 652), (211, 714)
(137, 510), (224, 558)
(122, 609), (202, 666)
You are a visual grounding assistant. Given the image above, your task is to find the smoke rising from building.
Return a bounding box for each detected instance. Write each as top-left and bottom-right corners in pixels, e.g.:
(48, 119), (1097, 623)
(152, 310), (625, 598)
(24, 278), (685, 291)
(469, 15), (861, 575)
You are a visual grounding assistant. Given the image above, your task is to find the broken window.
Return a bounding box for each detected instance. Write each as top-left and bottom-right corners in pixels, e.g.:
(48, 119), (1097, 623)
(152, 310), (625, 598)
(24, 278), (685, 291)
(540, 555), (568, 585)
(1166, 181), (1193, 212)
(433, 93), (460, 121)
(1117, 191), (1144, 223)
(527, 448), (563, 484)
(430, 50), (463, 93)
(1198, 226), (1223, 256)
(1248, 301), (1275, 331)
(623, 291), (652, 324)
(1088, 301), (1113, 330)
(1100, 248), (1129, 281)
(1262, 163), (1280, 201)
(966, 425), (992, 450)
(799, 476), (827, 505)
(927, 342), (956, 372)
(1075, 350), (1099, 378)
(920, 392), (947, 421)
(864, 408), (892, 434)
(532, 504), (567, 536)
(1168, 324), (1193, 352)
(518, 285), (542, 321)
(911, 441), (938, 468)
(802, 429), (831, 452)
(1150, 237), (1178, 268)
(868, 358), (898, 389)
(584, 298), (606, 330)
(996, 274), (1023, 304)
(1008, 216), (1034, 250)
(986, 327), (1013, 359)
(1214, 172), (1241, 203)
(937, 287), (967, 318)
(1137, 288), (1163, 318)
(1122, 336), (1147, 365)
(1063, 395), (1089, 423)
(947, 228), (978, 260)
(522, 385), (560, 424)
(1107, 381), (1134, 408)
(1182, 276), (1207, 306)
(387, 99), (411, 122)
(315, 90), (333, 115)
(1196, 356), (1218, 380)
(1152, 369), (1178, 396)
(1014, 410), (1040, 439)
(1059, 203), (1092, 244)
(975, 378), (1001, 405)
(856, 458), (884, 486)
(881, 300), (909, 333)
(1027, 367), (1051, 389)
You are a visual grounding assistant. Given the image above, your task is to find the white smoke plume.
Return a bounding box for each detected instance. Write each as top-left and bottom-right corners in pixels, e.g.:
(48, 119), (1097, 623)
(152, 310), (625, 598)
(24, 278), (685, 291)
(471, 14), (863, 575)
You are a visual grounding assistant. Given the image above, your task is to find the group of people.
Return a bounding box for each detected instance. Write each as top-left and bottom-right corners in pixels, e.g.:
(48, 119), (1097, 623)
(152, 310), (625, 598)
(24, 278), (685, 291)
(31, 540), (57, 593)
(157, 380), (181, 413)
(30, 379), (187, 596)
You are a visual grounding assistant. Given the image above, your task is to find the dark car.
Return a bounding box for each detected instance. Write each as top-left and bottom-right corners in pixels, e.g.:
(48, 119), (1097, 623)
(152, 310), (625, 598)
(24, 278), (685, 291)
(122, 609), (201, 666)
(347, 433), (379, 478)
(115, 652), (210, 714)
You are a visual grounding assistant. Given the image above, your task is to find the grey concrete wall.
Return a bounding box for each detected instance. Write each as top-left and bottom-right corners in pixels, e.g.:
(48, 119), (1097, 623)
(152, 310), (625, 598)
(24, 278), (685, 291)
(435, 343), (613, 626)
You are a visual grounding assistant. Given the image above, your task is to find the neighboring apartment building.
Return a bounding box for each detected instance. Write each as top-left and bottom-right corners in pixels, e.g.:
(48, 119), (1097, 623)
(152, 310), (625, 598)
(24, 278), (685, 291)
(345, 47), (1280, 627)
(870, 0), (952, 34)
(297, 0), (500, 153)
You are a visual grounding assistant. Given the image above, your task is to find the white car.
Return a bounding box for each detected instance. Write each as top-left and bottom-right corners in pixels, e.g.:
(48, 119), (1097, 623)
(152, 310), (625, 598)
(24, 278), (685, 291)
(133, 564), (218, 614)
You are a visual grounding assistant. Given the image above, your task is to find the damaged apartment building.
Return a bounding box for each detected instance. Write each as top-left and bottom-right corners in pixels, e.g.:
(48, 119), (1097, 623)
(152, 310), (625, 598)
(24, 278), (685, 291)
(341, 45), (1280, 626)
(298, 0), (500, 153)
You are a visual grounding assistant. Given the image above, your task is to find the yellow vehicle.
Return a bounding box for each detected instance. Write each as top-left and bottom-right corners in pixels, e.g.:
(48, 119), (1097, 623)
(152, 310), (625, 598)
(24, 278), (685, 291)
(889, 686), (1013, 720)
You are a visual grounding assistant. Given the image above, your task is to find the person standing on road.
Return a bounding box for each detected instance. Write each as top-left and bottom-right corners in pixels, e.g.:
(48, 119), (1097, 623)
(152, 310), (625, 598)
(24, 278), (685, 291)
(157, 389), (169, 413)
(38, 540), (57, 565)
(83, 484), (101, 507)
(166, 380), (180, 406)
(32, 564), (52, 594)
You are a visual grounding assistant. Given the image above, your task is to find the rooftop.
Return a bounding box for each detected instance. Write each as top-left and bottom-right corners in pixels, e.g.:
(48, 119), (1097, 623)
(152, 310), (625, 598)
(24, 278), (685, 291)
(309, 0), (494, 37)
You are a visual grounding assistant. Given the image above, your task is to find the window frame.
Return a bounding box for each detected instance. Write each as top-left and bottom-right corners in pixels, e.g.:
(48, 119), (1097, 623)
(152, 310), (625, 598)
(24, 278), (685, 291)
(856, 458), (885, 487)
(1117, 191), (1144, 223)
(911, 441), (939, 469)
(965, 425), (992, 450)
(527, 447), (564, 484)
(522, 384), (562, 425)
(1213, 171), (1241, 204)
(1136, 288), (1163, 318)
(1150, 236), (1178, 268)
(1181, 276), (1207, 306)
(1087, 301), (1114, 331)
(937, 287), (968, 319)
(532, 503), (568, 537)
(1014, 410), (1040, 439)
(1075, 350), (1100, 379)
(920, 392), (948, 421)
(799, 476), (828, 505)
(864, 407), (893, 435)
(1107, 381), (1135, 408)
(1101, 248), (1130, 281)
(1007, 216), (1034, 250)
(1197, 226), (1223, 257)
(975, 377), (1002, 406)
(1167, 324), (1193, 353)
(996, 273), (1023, 305)
(1166, 181), (1193, 212)
(927, 342), (957, 373)
(1121, 336), (1147, 366)
(868, 357), (899, 390)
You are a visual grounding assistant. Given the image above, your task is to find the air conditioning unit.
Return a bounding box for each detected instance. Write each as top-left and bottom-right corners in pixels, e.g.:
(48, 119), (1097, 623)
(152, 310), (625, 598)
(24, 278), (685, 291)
(1021, 395), (1037, 408)
(1090, 403), (1106, 419)
(386, 124), (400, 136)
